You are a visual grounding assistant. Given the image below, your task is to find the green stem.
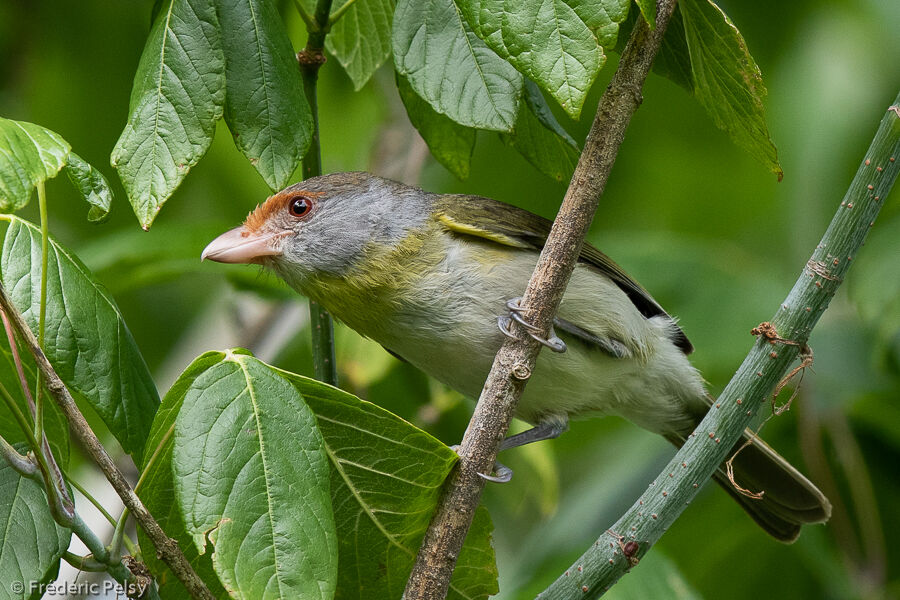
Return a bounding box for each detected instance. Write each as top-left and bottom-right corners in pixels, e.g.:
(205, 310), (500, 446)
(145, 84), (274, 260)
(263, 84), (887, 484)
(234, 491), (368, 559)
(291, 0), (319, 33)
(34, 180), (48, 444)
(537, 94), (900, 599)
(135, 422), (174, 494)
(0, 379), (37, 449)
(328, 0), (359, 26)
(68, 512), (138, 589)
(0, 434), (36, 476)
(65, 469), (139, 555)
(62, 551), (109, 572)
(299, 0), (338, 387)
(65, 469), (117, 525)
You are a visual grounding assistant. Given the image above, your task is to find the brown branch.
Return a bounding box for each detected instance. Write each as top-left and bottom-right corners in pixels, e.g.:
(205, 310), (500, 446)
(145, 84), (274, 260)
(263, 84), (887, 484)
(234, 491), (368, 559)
(402, 3), (679, 598)
(0, 282), (215, 600)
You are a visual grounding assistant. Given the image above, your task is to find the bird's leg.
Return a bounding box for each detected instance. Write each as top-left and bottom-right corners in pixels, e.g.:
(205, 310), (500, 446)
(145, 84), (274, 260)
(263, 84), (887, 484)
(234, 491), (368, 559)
(449, 445), (514, 484)
(499, 417), (569, 451)
(451, 417), (569, 484)
(497, 297), (567, 353)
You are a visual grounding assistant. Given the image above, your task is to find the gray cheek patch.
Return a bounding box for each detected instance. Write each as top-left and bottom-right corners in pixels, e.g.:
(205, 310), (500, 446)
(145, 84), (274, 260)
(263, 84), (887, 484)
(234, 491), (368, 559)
(279, 175), (433, 276)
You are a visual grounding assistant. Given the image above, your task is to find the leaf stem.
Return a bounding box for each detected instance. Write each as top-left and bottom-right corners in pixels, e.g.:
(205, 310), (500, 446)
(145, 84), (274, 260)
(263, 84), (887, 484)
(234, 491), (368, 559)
(328, 0), (359, 26)
(291, 0), (320, 33)
(35, 180), (49, 444)
(63, 551), (110, 572)
(0, 434), (36, 476)
(135, 421), (174, 494)
(64, 468), (140, 556)
(298, 0), (338, 387)
(403, 3), (680, 598)
(65, 468), (117, 526)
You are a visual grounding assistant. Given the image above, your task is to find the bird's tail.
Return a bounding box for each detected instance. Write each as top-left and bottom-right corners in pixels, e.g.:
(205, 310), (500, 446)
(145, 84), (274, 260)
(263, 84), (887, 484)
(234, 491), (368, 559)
(666, 423), (831, 542)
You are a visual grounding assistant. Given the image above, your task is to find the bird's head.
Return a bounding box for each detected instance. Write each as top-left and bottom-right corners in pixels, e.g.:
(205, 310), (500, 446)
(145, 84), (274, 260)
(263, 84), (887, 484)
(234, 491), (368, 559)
(202, 172), (432, 284)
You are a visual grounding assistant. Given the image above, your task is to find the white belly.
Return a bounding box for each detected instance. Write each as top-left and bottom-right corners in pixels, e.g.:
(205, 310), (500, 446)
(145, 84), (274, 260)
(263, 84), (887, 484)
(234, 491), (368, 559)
(377, 239), (707, 436)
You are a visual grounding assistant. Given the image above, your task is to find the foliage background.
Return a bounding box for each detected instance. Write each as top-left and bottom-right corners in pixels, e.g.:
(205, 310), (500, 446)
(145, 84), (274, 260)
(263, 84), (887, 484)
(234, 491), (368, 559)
(1, 0), (898, 598)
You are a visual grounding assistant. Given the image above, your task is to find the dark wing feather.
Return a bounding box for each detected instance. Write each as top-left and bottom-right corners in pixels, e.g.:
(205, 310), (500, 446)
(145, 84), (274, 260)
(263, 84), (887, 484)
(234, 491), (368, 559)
(434, 194), (693, 354)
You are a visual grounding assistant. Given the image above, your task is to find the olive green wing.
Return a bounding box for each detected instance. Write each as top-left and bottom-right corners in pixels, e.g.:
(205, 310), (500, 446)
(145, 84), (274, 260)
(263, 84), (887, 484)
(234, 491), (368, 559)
(434, 194), (693, 354)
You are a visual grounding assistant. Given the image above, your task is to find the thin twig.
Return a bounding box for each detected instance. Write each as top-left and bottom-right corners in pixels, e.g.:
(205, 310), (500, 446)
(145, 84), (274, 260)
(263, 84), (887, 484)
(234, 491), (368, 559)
(0, 282), (215, 600)
(402, 3), (679, 599)
(298, 0), (339, 387)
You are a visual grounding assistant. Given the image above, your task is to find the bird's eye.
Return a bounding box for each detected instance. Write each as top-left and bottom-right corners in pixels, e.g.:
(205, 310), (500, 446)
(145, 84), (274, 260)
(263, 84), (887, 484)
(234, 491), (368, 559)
(288, 196), (314, 218)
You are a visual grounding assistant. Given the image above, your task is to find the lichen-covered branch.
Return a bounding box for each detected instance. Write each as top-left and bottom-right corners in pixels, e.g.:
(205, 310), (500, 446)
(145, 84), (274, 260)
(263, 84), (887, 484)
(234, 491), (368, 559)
(537, 93), (900, 599)
(402, 3), (680, 599)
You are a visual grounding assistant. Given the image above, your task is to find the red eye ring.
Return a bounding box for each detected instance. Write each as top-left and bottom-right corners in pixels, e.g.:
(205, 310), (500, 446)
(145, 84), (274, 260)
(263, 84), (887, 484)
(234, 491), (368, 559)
(288, 196), (314, 219)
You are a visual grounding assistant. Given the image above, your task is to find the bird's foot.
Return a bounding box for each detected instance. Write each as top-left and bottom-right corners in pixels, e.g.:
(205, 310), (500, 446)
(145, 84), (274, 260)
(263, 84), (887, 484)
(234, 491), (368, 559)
(478, 463), (513, 483)
(497, 297), (567, 353)
(449, 445), (514, 483)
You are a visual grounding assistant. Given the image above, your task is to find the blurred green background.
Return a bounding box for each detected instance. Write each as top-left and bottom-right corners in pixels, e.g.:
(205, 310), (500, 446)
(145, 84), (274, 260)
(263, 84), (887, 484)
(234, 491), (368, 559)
(1, 0), (899, 598)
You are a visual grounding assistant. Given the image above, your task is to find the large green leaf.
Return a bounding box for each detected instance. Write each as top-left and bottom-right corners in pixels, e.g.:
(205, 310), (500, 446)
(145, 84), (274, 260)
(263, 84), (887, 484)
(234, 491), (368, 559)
(653, 6), (692, 91)
(137, 351), (228, 600)
(679, 0), (782, 178)
(64, 152), (113, 223)
(0, 453), (71, 600)
(458, 0), (630, 119)
(0, 216), (160, 462)
(218, 0), (313, 191)
(327, 0), (395, 90)
(173, 352), (337, 600)
(278, 369), (499, 600)
(396, 74), (476, 179)
(0, 118), (70, 213)
(111, 0), (225, 229)
(393, 0), (522, 131)
(503, 80), (581, 182)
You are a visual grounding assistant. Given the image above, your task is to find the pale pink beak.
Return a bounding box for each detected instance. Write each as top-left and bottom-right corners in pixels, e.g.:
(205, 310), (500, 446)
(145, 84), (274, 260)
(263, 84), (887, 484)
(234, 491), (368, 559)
(201, 226), (283, 264)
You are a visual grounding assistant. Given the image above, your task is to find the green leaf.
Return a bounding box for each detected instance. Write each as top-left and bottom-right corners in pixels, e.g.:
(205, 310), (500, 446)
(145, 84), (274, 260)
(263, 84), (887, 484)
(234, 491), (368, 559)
(0, 117), (70, 213)
(218, 0), (313, 191)
(679, 0), (782, 178)
(173, 352), (337, 600)
(110, 0), (225, 229)
(64, 152), (113, 223)
(503, 80), (581, 182)
(393, 0), (522, 131)
(396, 74), (476, 179)
(138, 351), (228, 600)
(446, 507), (498, 600)
(0, 216), (160, 462)
(0, 453), (71, 600)
(327, 0), (395, 90)
(0, 340), (70, 468)
(653, 6), (692, 91)
(278, 369), (499, 600)
(458, 0), (630, 119)
(633, 0), (656, 29)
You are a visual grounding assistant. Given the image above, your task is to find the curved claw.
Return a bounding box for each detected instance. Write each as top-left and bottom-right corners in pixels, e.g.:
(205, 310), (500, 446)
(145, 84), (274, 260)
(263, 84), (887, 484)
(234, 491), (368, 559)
(499, 299), (568, 353)
(505, 297), (526, 314)
(478, 463), (513, 483)
(528, 331), (567, 353)
(498, 316), (517, 339)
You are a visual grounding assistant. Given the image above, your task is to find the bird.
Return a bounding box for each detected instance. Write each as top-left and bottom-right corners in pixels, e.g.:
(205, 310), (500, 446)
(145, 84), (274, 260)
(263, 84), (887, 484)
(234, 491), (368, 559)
(202, 171), (830, 542)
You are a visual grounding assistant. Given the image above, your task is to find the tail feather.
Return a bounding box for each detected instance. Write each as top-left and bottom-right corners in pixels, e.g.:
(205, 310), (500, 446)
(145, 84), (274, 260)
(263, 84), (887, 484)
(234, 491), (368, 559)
(666, 429), (831, 543)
